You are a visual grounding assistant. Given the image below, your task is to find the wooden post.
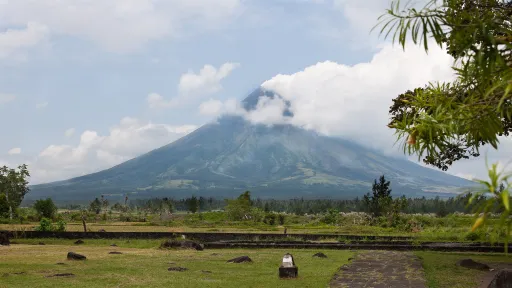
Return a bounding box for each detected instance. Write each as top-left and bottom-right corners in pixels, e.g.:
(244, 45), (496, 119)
(81, 213), (87, 232)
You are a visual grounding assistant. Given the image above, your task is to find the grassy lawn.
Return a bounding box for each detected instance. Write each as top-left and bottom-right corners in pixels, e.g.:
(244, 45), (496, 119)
(416, 251), (512, 288)
(0, 243), (354, 288)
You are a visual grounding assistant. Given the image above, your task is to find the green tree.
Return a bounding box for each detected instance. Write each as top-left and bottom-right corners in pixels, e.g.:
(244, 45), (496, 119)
(187, 196), (199, 213)
(0, 164), (30, 219)
(225, 191), (253, 221)
(375, 0), (512, 251)
(363, 175), (393, 217)
(162, 197), (174, 214)
(89, 198), (102, 214)
(33, 198), (57, 219)
(0, 194), (9, 218)
(376, 0), (512, 170)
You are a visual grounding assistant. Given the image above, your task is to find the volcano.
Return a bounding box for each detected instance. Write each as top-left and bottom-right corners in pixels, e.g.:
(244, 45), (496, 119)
(28, 88), (474, 202)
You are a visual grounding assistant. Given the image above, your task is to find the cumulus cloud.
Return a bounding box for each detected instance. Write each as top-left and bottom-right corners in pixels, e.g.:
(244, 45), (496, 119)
(201, 40), (511, 180)
(29, 117), (197, 184)
(148, 62), (240, 109)
(7, 148), (21, 155)
(179, 63), (240, 97)
(0, 22), (49, 59)
(64, 128), (75, 138)
(198, 98), (242, 116)
(0, 93), (16, 105)
(0, 0), (242, 53)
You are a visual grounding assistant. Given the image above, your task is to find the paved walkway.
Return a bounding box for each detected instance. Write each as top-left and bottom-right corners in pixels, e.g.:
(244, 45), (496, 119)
(329, 251), (426, 288)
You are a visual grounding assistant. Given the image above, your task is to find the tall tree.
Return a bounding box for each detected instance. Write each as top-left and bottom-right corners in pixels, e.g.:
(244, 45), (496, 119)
(89, 198), (102, 214)
(187, 196), (199, 213)
(0, 164), (30, 219)
(376, 0), (512, 170)
(363, 175), (393, 217)
(375, 0), (512, 251)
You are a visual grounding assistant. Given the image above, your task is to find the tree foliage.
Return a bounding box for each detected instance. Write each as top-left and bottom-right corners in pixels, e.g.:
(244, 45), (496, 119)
(89, 198), (102, 214)
(186, 196), (199, 213)
(33, 198), (57, 219)
(375, 0), (512, 252)
(375, 0), (512, 170)
(0, 164), (30, 219)
(363, 175), (393, 217)
(225, 191), (253, 221)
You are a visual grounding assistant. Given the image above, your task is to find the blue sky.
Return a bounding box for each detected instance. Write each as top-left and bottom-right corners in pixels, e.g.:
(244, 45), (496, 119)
(0, 0), (510, 184)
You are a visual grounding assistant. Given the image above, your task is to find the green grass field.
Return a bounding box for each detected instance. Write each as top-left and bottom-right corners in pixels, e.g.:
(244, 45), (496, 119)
(416, 252), (512, 288)
(3, 239), (512, 287)
(0, 243), (354, 288)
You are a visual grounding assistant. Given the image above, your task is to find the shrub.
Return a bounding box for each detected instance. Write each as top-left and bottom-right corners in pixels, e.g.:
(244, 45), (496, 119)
(277, 214), (286, 225)
(55, 220), (67, 232)
(465, 231), (483, 242)
(35, 218), (54, 232)
(263, 213), (277, 225)
(33, 198), (57, 220)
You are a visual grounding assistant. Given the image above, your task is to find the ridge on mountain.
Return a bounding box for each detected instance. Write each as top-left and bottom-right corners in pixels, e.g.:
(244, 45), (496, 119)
(28, 88), (475, 202)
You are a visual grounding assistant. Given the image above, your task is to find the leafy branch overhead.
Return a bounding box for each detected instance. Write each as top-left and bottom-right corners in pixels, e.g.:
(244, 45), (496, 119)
(375, 0), (512, 171)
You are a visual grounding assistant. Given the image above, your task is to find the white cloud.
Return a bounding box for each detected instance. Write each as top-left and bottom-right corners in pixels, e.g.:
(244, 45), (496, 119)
(179, 62), (240, 97)
(30, 117), (197, 183)
(36, 102), (48, 109)
(198, 98), (242, 116)
(0, 0), (242, 53)
(0, 22), (49, 59)
(0, 93), (15, 105)
(148, 62), (240, 109)
(7, 147), (21, 155)
(64, 128), (75, 138)
(147, 93), (178, 109)
(201, 40), (511, 180)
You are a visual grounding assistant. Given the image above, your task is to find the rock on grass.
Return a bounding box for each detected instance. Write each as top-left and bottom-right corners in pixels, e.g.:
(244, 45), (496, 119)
(313, 252), (328, 258)
(487, 269), (512, 288)
(227, 256), (252, 263)
(168, 267), (188, 272)
(160, 240), (204, 251)
(67, 252), (86, 261)
(457, 259), (490, 271)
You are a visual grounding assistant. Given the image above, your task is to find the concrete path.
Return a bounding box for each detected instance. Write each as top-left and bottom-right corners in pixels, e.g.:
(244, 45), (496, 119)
(329, 251), (426, 288)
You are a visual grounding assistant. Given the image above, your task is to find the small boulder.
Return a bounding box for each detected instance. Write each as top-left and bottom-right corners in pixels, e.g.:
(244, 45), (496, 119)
(109, 251), (122, 255)
(67, 252), (86, 261)
(487, 269), (512, 288)
(457, 259), (490, 271)
(227, 256), (252, 263)
(38, 242), (45, 245)
(0, 231), (10, 246)
(168, 267), (188, 272)
(110, 244), (118, 247)
(98, 229), (106, 232)
(313, 252), (328, 258)
(74, 240), (84, 245)
(160, 240), (204, 251)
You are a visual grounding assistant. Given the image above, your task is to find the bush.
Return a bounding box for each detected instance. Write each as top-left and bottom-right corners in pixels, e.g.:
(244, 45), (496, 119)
(278, 214), (286, 225)
(55, 220), (67, 232)
(465, 231), (481, 242)
(263, 213), (277, 225)
(33, 198), (57, 220)
(35, 218), (54, 232)
(320, 209), (339, 225)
